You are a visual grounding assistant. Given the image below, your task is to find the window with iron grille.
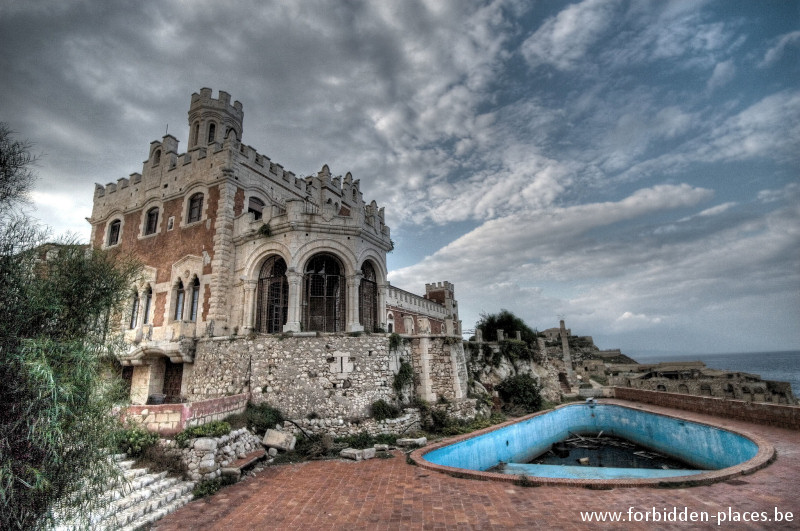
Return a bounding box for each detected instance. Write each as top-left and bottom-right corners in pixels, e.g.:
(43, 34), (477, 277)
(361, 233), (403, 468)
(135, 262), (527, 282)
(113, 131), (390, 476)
(359, 261), (378, 332)
(256, 256), (288, 333)
(145, 207), (159, 235)
(303, 253), (345, 332)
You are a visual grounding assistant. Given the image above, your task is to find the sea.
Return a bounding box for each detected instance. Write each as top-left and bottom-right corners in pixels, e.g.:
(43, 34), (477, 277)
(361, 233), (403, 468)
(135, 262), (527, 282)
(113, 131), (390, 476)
(629, 350), (800, 397)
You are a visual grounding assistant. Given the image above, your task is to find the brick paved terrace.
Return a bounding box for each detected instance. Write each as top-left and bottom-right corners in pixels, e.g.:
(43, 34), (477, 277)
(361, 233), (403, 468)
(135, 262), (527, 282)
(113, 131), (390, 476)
(154, 400), (800, 530)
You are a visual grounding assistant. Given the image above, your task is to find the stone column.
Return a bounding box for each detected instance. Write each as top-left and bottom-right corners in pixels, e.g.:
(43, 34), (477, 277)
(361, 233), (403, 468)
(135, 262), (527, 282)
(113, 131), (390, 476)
(378, 283), (388, 331)
(416, 337), (435, 402)
(242, 280), (257, 333)
(560, 320), (576, 385)
(207, 179), (237, 335)
(283, 269), (302, 332)
(346, 272), (364, 332)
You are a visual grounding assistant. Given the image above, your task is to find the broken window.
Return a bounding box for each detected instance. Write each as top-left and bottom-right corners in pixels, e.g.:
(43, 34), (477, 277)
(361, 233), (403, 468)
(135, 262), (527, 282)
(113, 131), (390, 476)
(145, 207), (159, 235)
(143, 286), (152, 325)
(187, 193), (203, 223)
(174, 279), (185, 321)
(248, 197), (266, 220)
(108, 219), (121, 246)
(189, 277), (200, 322)
(129, 292), (139, 329)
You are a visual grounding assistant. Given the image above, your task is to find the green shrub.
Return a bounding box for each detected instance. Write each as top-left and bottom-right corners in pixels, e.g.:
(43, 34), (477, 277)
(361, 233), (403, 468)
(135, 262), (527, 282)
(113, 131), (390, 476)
(174, 421), (231, 447)
(244, 402), (285, 434)
(192, 479), (222, 498)
(499, 339), (533, 361)
(496, 374), (543, 414)
(117, 425), (159, 457)
(392, 360), (414, 394)
(388, 332), (402, 351)
(371, 399), (401, 421)
(334, 431), (395, 449)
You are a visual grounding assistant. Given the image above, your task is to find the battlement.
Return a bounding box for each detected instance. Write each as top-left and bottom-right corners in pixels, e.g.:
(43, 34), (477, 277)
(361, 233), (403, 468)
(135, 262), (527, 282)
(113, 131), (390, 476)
(190, 88), (243, 121)
(425, 281), (454, 293)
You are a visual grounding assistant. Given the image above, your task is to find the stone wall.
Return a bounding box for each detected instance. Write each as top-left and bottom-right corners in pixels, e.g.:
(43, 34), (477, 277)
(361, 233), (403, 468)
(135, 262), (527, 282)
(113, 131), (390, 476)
(409, 337), (469, 403)
(614, 387), (800, 430)
(185, 334), (475, 424)
(284, 409), (422, 438)
(158, 428), (262, 481)
(612, 374), (795, 404)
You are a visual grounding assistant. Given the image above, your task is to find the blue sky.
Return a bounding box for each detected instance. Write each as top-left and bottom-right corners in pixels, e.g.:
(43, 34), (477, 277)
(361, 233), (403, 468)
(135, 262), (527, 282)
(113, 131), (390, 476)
(1, 0), (798, 357)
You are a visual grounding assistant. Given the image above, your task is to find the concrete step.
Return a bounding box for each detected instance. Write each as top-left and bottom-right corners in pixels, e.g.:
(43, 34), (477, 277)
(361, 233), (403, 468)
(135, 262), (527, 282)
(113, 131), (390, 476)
(120, 492), (195, 531)
(103, 481), (194, 528)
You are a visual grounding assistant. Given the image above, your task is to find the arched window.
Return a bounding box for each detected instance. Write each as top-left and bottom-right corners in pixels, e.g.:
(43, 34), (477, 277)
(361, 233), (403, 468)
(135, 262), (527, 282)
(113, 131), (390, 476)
(303, 253), (345, 332)
(192, 122), (200, 147)
(359, 261), (378, 332)
(256, 256), (288, 333)
(189, 277), (200, 322)
(387, 312), (394, 333)
(145, 207), (159, 235)
(129, 292), (139, 329)
(174, 280), (185, 321)
(143, 286), (152, 325)
(248, 197), (266, 220)
(153, 149), (161, 165)
(187, 193), (203, 223)
(108, 219), (121, 246)
(207, 122), (216, 144)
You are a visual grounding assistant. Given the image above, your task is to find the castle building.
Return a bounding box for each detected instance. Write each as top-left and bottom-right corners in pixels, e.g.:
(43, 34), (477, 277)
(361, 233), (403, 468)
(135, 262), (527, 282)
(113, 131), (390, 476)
(90, 88), (461, 406)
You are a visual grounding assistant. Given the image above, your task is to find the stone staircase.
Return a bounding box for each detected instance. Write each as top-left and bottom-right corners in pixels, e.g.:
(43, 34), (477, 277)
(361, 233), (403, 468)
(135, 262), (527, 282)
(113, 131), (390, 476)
(56, 453), (195, 530)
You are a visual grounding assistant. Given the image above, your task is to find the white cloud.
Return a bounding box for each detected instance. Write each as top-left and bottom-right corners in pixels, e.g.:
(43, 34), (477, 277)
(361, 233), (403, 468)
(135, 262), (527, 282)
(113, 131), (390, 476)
(706, 59), (736, 92)
(521, 0), (622, 71)
(759, 30), (800, 68)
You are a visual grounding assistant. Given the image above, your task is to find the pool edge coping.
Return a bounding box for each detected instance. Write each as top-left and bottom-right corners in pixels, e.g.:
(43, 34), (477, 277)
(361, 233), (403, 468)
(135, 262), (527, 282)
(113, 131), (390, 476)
(408, 399), (777, 489)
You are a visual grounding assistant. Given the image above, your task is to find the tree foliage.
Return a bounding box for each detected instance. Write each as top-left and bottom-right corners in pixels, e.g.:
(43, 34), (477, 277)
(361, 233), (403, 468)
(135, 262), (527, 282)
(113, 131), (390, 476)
(0, 124), (140, 530)
(475, 309), (538, 345)
(496, 374), (543, 415)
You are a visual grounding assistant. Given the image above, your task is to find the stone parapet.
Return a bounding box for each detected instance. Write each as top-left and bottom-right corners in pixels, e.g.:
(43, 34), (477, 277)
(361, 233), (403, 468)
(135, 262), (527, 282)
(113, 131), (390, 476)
(613, 387), (800, 430)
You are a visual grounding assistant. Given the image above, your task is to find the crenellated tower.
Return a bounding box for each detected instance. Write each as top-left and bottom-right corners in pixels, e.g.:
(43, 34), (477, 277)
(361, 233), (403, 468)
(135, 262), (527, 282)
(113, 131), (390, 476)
(188, 87), (244, 149)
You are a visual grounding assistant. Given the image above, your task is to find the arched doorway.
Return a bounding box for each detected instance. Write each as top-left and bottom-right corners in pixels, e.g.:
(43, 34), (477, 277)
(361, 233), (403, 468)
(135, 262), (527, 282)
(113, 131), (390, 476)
(359, 261), (378, 332)
(303, 253), (345, 332)
(256, 256), (288, 333)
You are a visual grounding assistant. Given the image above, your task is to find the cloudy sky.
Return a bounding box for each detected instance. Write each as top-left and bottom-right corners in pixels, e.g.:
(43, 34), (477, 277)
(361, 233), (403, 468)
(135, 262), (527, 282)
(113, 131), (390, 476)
(1, 0), (798, 357)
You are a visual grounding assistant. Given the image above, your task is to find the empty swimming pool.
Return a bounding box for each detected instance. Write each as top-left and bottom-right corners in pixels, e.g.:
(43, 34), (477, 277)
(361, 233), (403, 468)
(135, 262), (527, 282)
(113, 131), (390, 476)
(411, 401), (775, 487)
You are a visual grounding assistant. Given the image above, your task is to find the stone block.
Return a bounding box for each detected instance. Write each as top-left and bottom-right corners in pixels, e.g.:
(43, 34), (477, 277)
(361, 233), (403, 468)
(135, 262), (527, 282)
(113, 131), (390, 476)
(194, 438), (218, 452)
(396, 437), (427, 447)
(340, 448), (364, 461)
(362, 447), (376, 460)
(262, 429), (296, 451)
(374, 444), (389, 451)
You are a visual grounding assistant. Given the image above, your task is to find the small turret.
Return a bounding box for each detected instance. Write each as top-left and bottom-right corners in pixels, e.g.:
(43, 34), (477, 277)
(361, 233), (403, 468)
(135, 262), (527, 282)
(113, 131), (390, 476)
(188, 88), (244, 149)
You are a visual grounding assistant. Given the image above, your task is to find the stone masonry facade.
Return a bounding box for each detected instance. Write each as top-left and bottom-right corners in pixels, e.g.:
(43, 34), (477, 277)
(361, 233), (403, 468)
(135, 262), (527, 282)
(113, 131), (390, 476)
(90, 88), (472, 428)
